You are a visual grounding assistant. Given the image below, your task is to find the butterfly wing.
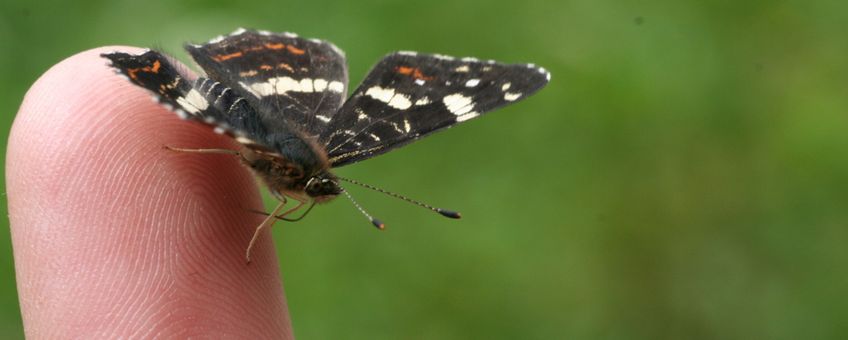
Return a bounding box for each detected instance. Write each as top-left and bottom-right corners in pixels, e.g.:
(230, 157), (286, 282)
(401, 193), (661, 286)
(321, 52), (550, 167)
(185, 28), (348, 138)
(102, 50), (277, 153)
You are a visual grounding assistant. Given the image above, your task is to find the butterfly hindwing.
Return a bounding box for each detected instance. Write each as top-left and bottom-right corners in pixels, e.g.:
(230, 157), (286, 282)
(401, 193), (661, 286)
(320, 52), (550, 167)
(185, 28), (349, 137)
(102, 50), (272, 148)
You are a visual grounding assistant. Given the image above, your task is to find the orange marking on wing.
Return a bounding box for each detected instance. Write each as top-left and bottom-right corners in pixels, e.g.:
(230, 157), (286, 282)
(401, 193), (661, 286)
(265, 42), (285, 50)
(286, 45), (306, 55)
(396, 66), (414, 75)
(260, 64), (273, 70)
(395, 66), (433, 80)
(126, 60), (162, 81)
(247, 45), (264, 51)
(212, 51), (244, 61)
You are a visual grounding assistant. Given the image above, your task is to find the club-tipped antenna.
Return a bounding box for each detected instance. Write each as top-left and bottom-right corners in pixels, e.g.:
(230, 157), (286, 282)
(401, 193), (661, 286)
(336, 176), (462, 219)
(342, 189), (385, 230)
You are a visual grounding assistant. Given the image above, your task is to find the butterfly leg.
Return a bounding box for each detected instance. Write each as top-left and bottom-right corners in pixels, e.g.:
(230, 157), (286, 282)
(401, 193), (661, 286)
(164, 145), (240, 156)
(245, 198), (307, 263)
(245, 199), (316, 222)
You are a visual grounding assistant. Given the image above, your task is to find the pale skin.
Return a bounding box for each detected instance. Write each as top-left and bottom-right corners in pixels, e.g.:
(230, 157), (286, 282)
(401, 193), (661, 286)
(6, 47), (293, 338)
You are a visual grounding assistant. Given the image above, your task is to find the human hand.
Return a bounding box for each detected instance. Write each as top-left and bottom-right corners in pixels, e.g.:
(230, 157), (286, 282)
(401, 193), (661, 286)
(7, 47), (293, 338)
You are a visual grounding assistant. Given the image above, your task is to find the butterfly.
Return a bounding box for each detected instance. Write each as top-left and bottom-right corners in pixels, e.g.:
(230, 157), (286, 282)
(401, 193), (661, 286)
(102, 28), (550, 261)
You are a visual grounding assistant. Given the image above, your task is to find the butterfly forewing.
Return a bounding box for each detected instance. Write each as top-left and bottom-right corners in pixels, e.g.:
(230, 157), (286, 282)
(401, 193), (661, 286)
(321, 52), (550, 167)
(102, 50), (270, 144)
(186, 29), (349, 137)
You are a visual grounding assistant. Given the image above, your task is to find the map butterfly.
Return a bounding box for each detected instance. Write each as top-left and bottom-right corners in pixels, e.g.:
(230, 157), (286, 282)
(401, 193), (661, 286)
(102, 28), (550, 261)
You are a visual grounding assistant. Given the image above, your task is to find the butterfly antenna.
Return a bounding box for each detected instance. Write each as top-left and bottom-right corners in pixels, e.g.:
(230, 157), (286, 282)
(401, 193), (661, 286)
(337, 176), (462, 219)
(342, 189), (385, 230)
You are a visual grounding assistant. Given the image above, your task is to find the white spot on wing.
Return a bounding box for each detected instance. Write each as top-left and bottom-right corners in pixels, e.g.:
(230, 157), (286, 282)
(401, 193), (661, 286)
(313, 79), (328, 92)
(443, 93), (474, 116)
(274, 77), (301, 94)
(316, 115), (331, 123)
(415, 97), (431, 106)
(461, 57), (479, 62)
(328, 81), (344, 93)
(391, 122), (404, 133)
(501, 82), (511, 91)
(397, 51), (417, 56)
(455, 65), (470, 72)
(369, 133), (381, 141)
(404, 119), (411, 133)
(365, 86), (394, 102)
(434, 54), (455, 60)
(415, 79), (426, 86)
(246, 80), (274, 96)
(299, 78), (314, 93)
(231, 28), (247, 35)
(365, 86), (412, 110)
(208, 35), (225, 43)
(176, 89), (209, 114)
(465, 79), (480, 87)
(242, 77), (344, 96)
(389, 95), (412, 110)
(456, 111), (479, 122)
(504, 92), (522, 101)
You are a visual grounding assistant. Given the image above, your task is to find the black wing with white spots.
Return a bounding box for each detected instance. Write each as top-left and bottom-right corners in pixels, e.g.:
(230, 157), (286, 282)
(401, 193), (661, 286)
(102, 50), (274, 152)
(186, 28), (348, 137)
(320, 52), (550, 167)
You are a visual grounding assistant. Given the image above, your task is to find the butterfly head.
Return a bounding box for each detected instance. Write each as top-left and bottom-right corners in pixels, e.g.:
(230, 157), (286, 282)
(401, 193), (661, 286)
(305, 172), (343, 202)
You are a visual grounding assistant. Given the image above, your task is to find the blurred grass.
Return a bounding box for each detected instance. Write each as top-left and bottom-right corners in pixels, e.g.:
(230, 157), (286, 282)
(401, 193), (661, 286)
(2, 0), (848, 338)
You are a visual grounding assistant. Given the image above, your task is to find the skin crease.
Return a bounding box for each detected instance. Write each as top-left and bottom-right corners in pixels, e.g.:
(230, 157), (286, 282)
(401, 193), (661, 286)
(6, 47), (293, 338)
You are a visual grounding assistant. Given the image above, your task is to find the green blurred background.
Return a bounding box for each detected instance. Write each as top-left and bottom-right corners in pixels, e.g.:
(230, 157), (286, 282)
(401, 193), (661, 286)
(3, 0), (848, 338)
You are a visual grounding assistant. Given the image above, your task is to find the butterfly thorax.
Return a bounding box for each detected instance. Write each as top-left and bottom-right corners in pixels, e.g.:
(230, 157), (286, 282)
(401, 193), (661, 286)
(238, 134), (341, 203)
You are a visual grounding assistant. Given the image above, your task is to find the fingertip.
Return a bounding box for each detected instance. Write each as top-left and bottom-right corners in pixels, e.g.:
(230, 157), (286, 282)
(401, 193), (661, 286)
(8, 47), (292, 338)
